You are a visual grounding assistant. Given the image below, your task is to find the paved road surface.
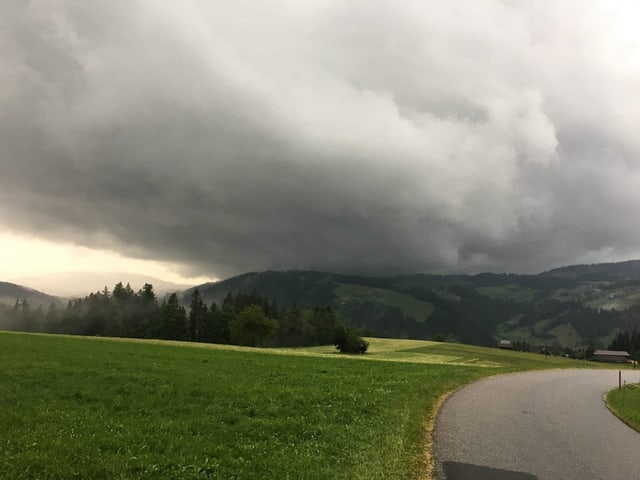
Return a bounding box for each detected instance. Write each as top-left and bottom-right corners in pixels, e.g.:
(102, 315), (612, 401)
(433, 369), (640, 480)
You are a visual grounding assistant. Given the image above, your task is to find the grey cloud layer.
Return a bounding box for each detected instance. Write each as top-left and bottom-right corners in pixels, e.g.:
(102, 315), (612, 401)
(2, 0), (640, 277)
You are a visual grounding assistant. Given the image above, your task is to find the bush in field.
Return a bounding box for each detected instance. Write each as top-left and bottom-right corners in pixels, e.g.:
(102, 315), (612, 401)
(334, 325), (369, 354)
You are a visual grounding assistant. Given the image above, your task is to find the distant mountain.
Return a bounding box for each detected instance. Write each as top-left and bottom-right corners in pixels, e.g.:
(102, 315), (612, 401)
(12, 272), (192, 298)
(541, 259), (640, 280)
(181, 270), (340, 307)
(182, 260), (640, 349)
(8, 260), (640, 349)
(0, 281), (61, 308)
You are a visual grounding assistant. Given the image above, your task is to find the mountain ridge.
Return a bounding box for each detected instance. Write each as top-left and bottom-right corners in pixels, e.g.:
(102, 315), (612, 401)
(181, 260), (640, 349)
(6, 259), (640, 349)
(11, 271), (192, 298)
(0, 281), (61, 308)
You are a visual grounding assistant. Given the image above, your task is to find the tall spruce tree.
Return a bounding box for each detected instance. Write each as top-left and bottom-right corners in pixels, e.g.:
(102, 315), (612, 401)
(158, 293), (188, 340)
(189, 288), (207, 342)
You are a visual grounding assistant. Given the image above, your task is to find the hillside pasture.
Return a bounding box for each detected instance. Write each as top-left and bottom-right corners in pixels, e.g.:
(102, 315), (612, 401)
(476, 284), (536, 303)
(585, 285), (640, 311)
(335, 283), (434, 321)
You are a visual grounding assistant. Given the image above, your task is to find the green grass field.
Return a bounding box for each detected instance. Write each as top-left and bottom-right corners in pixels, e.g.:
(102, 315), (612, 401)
(0, 332), (610, 480)
(335, 283), (434, 321)
(606, 383), (640, 432)
(476, 284), (536, 303)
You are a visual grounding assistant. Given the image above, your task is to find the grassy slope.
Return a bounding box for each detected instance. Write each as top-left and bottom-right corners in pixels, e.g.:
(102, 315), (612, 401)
(476, 284), (536, 302)
(335, 283), (434, 321)
(606, 384), (640, 432)
(0, 332), (615, 480)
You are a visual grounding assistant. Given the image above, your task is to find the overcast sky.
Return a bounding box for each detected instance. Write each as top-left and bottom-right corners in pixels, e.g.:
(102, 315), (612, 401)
(3, 0), (640, 283)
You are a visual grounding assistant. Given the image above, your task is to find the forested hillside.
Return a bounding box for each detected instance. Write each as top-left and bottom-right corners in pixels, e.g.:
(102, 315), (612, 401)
(6, 260), (640, 351)
(183, 261), (640, 350)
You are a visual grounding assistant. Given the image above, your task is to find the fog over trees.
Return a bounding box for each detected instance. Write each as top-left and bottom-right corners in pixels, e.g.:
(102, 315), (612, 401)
(0, 283), (368, 353)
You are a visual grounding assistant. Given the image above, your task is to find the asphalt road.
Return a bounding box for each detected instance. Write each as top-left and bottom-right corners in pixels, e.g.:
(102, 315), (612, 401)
(433, 369), (640, 480)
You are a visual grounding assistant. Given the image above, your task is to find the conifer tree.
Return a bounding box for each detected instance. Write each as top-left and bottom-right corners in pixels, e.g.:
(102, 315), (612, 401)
(189, 288), (207, 342)
(158, 293), (188, 340)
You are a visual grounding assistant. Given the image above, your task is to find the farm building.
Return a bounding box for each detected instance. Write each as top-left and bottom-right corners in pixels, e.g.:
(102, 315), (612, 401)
(592, 350), (630, 363)
(497, 339), (513, 349)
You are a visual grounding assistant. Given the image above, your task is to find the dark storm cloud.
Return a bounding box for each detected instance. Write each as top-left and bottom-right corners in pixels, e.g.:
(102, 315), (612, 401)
(2, 0), (640, 277)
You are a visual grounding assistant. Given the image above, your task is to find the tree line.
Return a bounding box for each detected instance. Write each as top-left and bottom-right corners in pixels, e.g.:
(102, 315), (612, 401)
(0, 283), (368, 353)
(609, 329), (640, 360)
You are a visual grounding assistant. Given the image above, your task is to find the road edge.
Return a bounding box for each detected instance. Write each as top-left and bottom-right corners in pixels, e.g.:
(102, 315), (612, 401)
(414, 388), (457, 480)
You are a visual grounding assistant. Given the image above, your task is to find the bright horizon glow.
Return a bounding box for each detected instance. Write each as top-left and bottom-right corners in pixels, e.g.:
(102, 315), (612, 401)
(0, 231), (215, 286)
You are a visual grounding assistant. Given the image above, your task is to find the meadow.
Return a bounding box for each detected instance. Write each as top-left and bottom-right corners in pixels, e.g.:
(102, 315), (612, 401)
(0, 332), (597, 479)
(606, 383), (640, 433)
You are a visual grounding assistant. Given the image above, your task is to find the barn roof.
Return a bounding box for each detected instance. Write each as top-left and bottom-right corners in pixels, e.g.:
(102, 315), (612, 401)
(593, 350), (630, 356)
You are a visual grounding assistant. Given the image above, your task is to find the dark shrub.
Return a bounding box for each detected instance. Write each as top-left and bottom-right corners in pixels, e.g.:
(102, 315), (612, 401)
(334, 325), (369, 354)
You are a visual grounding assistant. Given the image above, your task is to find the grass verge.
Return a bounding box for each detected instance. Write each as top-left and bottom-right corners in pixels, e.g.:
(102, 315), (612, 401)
(605, 383), (640, 432)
